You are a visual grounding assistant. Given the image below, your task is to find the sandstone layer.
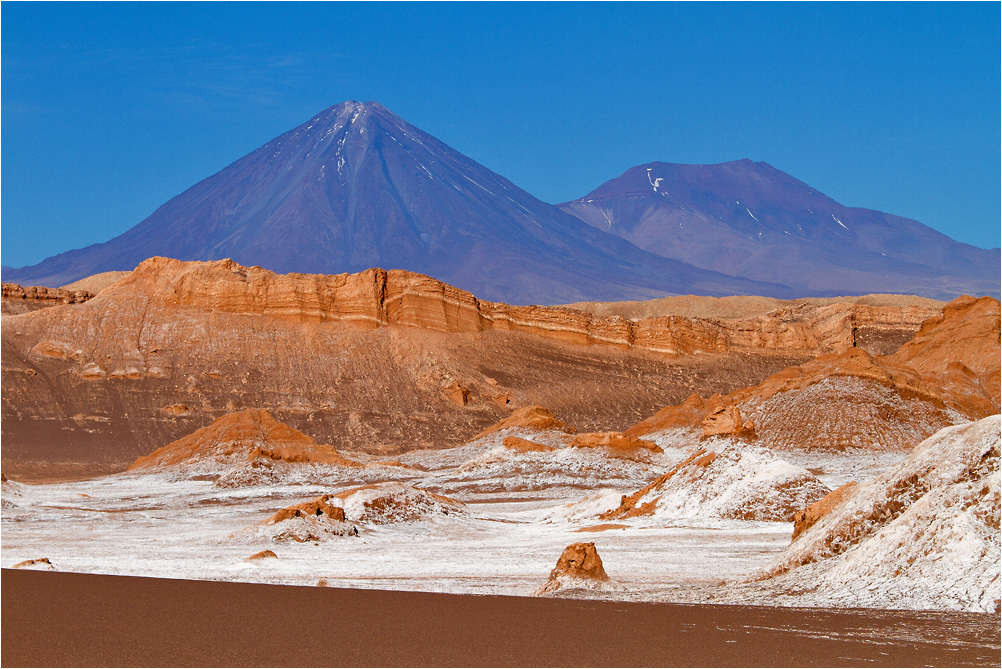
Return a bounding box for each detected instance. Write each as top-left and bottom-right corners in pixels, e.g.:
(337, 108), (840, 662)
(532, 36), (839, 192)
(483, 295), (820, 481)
(627, 296), (1000, 452)
(2, 283), (93, 315)
(1, 257), (946, 478)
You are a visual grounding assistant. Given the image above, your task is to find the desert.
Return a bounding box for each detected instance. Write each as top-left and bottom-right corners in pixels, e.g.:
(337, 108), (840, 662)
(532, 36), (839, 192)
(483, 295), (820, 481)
(2, 264), (999, 625)
(3, 9), (1001, 663)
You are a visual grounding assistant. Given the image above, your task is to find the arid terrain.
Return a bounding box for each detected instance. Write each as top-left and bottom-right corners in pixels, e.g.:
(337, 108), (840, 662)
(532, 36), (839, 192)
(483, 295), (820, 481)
(1, 258), (946, 480)
(2, 260), (999, 634)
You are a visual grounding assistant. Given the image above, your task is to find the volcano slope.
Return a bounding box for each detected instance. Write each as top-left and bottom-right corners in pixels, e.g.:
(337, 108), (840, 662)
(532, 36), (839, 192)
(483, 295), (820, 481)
(1, 258), (940, 480)
(560, 160), (1000, 300)
(626, 295), (1000, 454)
(4, 101), (787, 305)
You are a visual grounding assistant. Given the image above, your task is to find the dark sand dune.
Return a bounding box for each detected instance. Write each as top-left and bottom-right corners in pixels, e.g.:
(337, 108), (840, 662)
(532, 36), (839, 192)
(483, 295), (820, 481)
(3, 570), (999, 667)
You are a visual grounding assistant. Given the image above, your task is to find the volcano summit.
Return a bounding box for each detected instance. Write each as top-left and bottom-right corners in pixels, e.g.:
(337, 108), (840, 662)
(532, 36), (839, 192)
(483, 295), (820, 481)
(5, 101), (786, 305)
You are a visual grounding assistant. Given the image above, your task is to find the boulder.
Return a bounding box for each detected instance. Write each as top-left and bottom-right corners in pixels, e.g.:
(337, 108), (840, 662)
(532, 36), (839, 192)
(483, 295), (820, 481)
(535, 542), (611, 596)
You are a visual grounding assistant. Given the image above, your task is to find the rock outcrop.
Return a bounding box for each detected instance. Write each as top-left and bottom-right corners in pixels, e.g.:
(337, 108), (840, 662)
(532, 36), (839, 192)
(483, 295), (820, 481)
(1, 257), (948, 477)
(790, 482), (858, 542)
(12, 558), (54, 570)
(259, 494), (359, 542)
(264, 495), (348, 524)
(331, 482), (466, 524)
(760, 416), (1000, 612)
(627, 296), (1001, 452)
(247, 550), (278, 560)
(128, 409), (361, 473)
(2, 283), (93, 314)
(535, 542), (615, 596)
(601, 442), (831, 523)
(502, 436), (555, 453)
(480, 406), (575, 436)
(567, 432), (663, 462)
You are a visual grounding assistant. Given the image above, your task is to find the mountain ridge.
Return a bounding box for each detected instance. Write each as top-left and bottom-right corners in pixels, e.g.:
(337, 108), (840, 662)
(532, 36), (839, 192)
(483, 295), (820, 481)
(559, 160), (999, 300)
(4, 102), (789, 305)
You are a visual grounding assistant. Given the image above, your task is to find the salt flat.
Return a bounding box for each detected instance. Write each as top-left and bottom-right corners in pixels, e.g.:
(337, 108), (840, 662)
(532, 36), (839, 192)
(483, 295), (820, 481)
(0, 448), (903, 602)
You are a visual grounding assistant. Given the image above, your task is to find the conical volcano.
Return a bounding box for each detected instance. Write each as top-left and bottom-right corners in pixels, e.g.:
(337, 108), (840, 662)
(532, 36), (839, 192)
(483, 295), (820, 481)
(6, 101), (789, 304)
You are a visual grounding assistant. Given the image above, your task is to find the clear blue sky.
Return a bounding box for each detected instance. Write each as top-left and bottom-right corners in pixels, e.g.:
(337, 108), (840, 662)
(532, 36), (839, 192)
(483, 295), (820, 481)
(3, 1), (999, 268)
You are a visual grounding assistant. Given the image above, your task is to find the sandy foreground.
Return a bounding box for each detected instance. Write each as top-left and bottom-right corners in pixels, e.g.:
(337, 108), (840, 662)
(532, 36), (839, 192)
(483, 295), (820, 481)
(3, 568), (1000, 667)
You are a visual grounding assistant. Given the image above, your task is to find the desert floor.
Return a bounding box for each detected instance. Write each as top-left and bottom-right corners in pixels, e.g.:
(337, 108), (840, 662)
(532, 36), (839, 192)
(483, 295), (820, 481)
(3, 569), (1000, 667)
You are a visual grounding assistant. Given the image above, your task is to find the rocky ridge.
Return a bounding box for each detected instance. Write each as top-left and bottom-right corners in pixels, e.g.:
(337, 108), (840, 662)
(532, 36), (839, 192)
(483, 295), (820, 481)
(2, 283), (93, 315)
(599, 440), (831, 523)
(627, 296), (1000, 452)
(1, 258), (953, 477)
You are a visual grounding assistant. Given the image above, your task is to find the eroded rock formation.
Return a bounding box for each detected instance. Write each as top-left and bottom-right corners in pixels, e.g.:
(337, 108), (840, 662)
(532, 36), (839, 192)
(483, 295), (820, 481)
(534, 542), (613, 596)
(259, 494), (359, 542)
(1, 258), (951, 477)
(601, 442), (831, 523)
(331, 482), (466, 524)
(627, 296), (1001, 452)
(129, 409), (360, 472)
(761, 416), (1000, 612)
(2, 283), (93, 314)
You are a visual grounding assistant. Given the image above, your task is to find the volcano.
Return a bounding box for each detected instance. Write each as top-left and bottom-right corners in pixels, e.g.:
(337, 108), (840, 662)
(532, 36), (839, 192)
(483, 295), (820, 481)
(559, 160), (1000, 300)
(4, 102), (787, 304)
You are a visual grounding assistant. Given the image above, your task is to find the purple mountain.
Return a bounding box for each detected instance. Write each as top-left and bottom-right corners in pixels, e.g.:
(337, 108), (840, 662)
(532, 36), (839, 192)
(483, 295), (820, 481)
(4, 102), (789, 304)
(559, 160), (1000, 300)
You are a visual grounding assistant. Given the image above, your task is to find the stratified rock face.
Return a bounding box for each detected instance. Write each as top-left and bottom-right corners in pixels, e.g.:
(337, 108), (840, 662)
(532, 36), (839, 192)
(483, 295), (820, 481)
(535, 542), (612, 596)
(331, 482), (466, 524)
(560, 160), (1000, 301)
(0, 258), (947, 477)
(627, 296), (1001, 452)
(763, 416), (1000, 613)
(1, 283), (93, 315)
(601, 442), (831, 523)
(5, 102), (788, 305)
(128, 408), (359, 473)
(887, 295), (1001, 417)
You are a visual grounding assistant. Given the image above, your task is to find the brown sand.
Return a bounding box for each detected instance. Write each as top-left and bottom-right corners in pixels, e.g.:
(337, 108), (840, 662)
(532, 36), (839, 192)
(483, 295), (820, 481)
(2, 569), (999, 667)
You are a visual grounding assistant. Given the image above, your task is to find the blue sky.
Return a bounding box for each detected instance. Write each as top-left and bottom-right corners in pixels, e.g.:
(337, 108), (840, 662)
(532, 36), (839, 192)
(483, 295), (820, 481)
(2, 2), (999, 268)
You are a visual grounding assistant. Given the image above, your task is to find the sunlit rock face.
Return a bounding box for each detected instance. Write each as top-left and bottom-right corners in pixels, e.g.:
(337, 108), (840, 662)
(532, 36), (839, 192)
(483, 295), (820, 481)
(627, 295), (1001, 453)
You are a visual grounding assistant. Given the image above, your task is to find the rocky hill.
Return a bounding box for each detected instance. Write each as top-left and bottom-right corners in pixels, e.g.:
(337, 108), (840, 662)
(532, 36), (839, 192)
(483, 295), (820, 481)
(756, 416), (1000, 612)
